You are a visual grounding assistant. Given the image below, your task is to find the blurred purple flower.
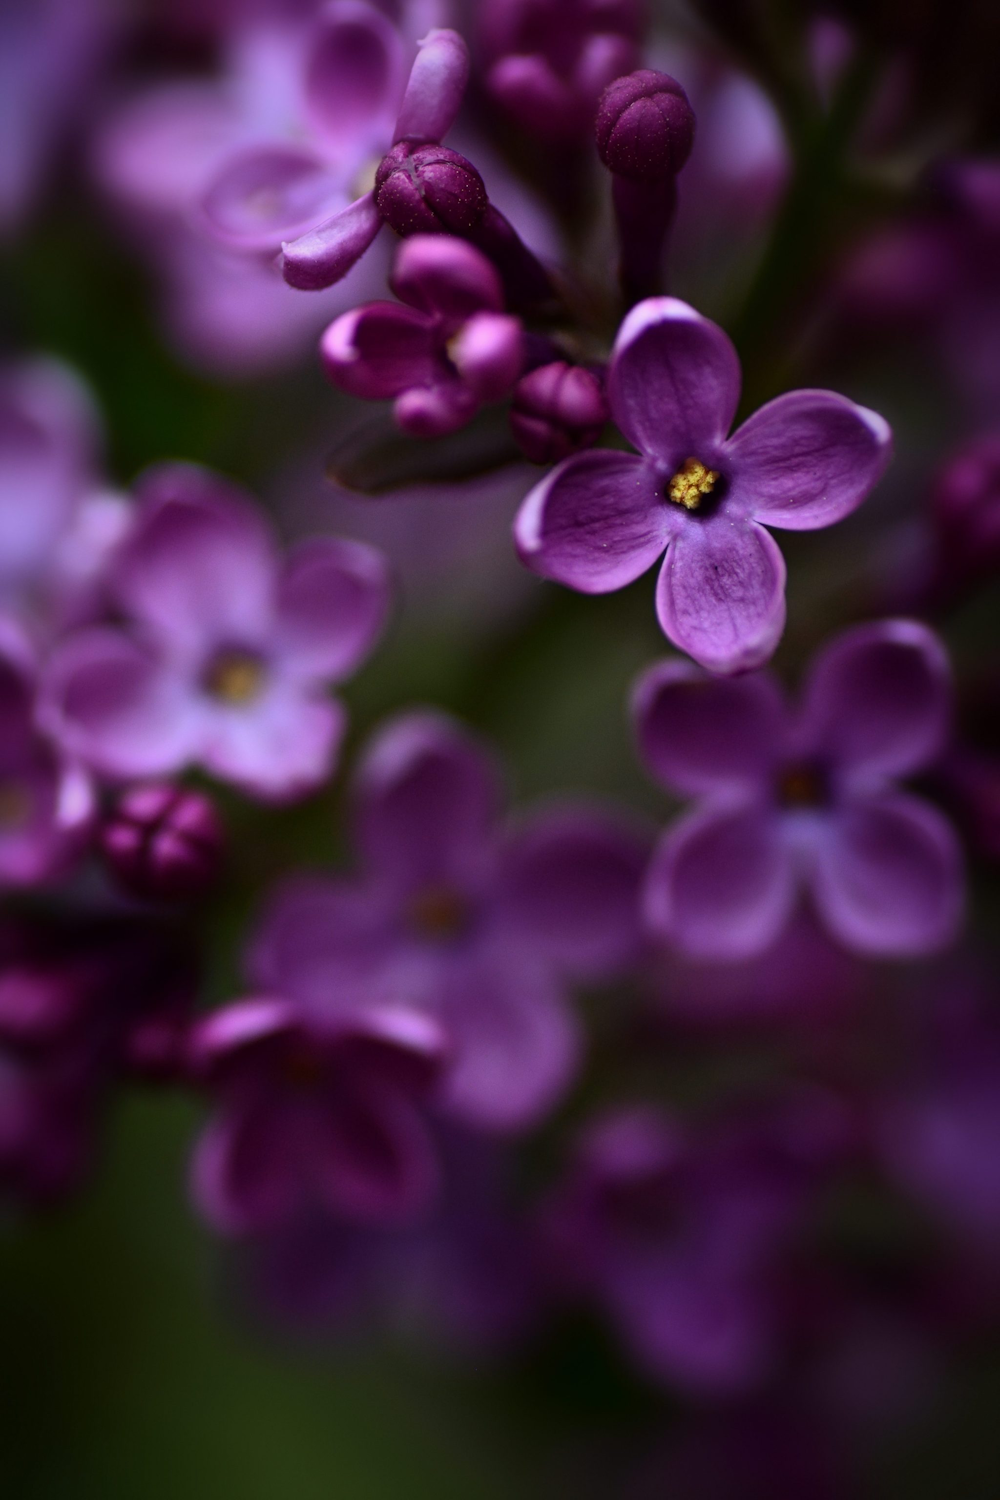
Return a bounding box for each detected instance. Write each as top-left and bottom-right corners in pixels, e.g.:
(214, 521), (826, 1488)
(40, 464), (389, 800)
(515, 298), (892, 673)
(479, 0), (644, 143)
(249, 710), (649, 1130)
(100, 782), (224, 903)
(321, 234), (523, 437)
(634, 620), (963, 960)
(543, 1090), (854, 1393)
(188, 996), (447, 1235)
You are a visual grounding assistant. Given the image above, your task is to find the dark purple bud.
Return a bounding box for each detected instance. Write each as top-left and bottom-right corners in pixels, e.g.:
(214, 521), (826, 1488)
(101, 783), (223, 903)
(595, 70), (695, 182)
(510, 362), (608, 464)
(375, 142), (488, 237)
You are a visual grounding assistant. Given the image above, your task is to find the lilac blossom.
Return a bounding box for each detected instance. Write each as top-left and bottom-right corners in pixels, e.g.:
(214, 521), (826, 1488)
(321, 234), (524, 437)
(40, 464), (390, 801)
(542, 1091), (854, 1393)
(478, 0), (644, 143)
(633, 620), (963, 960)
(515, 298), (892, 673)
(188, 996), (448, 1235)
(249, 710), (649, 1130)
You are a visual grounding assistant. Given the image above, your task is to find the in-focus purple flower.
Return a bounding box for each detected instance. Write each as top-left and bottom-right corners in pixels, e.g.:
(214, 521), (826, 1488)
(0, 627), (93, 888)
(249, 710), (649, 1131)
(543, 1091), (854, 1392)
(634, 620), (963, 960)
(321, 234), (523, 437)
(100, 782), (224, 903)
(188, 997), (447, 1236)
(509, 361), (608, 464)
(40, 464), (390, 801)
(515, 298), (892, 673)
(479, 0), (643, 143)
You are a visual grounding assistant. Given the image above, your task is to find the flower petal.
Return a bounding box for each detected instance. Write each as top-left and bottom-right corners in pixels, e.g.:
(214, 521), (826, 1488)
(390, 232), (503, 318)
(189, 1099), (303, 1235)
(282, 190), (384, 291)
(392, 28), (469, 146)
(607, 298), (741, 465)
(655, 516), (787, 674)
(320, 301), (439, 398)
(498, 805), (649, 979)
(199, 686), (346, 802)
(200, 144), (349, 251)
(437, 952), (580, 1131)
(450, 312), (523, 402)
(116, 464), (277, 657)
(632, 657), (788, 797)
(248, 875), (393, 1004)
(644, 805), (796, 960)
(809, 792), (963, 957)
(393, 382), (478, 438)
(799, 619), (952, 783)
(514, 449), (669, 592)
(40, 628), (199, 779)
(316, 1082), (439, 1224)
(274, 537), (389, 683)
(354, 711), (503, 891)
(724, 389), (892, 530)
(304, 0), (404, 146)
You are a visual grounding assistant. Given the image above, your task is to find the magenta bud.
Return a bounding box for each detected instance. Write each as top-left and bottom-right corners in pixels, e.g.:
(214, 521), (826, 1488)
(595, 70), (695, 182)
(101, 783), (223, 903)
(375, 142), (488, 237)
(509, 362), (609, 464)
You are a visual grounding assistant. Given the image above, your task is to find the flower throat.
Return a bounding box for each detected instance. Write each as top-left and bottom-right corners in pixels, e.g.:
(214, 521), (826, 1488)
(667, 457), (719, 511)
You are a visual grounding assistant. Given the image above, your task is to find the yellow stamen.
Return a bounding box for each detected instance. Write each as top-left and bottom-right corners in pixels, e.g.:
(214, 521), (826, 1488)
(204, 650), (265, 706)
(667, 457), (719, 511)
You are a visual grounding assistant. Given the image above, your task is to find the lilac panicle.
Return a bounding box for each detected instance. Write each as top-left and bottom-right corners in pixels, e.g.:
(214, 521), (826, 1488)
(633, 620), (964, 960)
(515, 297), (892, 674)
(321, 234), (524, 438)
(39, 464), (390, 802)
(101, 782), (224, 903)
(509, 361), (609, 464)
(247, 710), (649, 1133)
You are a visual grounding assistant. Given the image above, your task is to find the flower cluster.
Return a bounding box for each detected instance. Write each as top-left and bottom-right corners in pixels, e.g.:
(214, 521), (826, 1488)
(4, 0), (1000, 1490)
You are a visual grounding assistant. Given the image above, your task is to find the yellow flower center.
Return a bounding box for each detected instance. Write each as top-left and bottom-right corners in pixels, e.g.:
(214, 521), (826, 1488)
(408, 885), (469, 942)
(667, 457), (720, 511)
(203, 650), (265, 706)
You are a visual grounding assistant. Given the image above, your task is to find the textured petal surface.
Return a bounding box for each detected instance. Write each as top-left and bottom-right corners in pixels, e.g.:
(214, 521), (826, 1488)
(320, 302), (438, 399)
(304, 0), (404, 146)
(809, 792), (964, 957)
(353, 711), (503, 891)
(724, 389), (892, 529)
(799, 620), (952, 784)
(607, 298), (741, 465)
(274, 537), (389, 683)
(644, 805), (796, 961)
(282, 190), (383, 291)
(497, 806), (649, 979)
(40, 629), (198, 779)
(655, 517), (787, 674)
(632, 658), (788, 797)
(514, 449), (669, 592)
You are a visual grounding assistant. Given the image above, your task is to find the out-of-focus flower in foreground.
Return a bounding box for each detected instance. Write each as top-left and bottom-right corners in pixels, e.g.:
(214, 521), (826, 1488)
(634, 620), (963, 959)
(40, 464), (390, 801)
(321, 234), (524, 437)
(515, 297), (892, 673)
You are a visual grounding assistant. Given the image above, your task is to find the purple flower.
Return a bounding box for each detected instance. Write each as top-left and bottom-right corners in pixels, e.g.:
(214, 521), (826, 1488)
(543, 1091), (853, 1393)
(633, 620), (963, 960)
(188, 996), (447, 1236)
(515, 298), (892, 673)
(479, 0), (643, 143)
(321, 235), (523, 437)
(0, 625), (93, 888)
(249, 710), (649, 1130)
(194, 8), (470, 291)
(40, 464), (390, 801)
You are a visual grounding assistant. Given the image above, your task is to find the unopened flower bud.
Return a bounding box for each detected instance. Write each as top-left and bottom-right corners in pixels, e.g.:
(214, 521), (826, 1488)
(101, 783), (223, 903)
(510, 362), (608, 464)
(595, 70), (695, 182)
(375, 142), (488, 237)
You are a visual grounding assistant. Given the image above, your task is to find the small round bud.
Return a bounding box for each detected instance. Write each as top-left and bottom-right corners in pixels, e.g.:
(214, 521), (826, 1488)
(375, 142), (488, 237)
(595, 70), (695, 182)
(509, 362), (608, 465)
(101, 783), (223, 903)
